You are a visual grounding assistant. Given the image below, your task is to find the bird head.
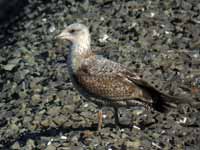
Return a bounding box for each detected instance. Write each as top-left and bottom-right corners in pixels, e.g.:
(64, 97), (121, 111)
(56, 23), (90, 48)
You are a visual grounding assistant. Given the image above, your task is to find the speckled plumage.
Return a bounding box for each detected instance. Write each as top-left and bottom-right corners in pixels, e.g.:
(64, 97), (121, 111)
(74, 54), (153, 107)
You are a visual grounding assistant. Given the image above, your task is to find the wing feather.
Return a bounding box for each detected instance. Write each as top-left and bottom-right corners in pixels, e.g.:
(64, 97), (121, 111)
(75, 55), (153, 104)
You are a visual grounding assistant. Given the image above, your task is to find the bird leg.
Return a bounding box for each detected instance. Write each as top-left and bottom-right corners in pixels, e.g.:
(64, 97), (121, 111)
(114, 107), (120, 126)
(97, 110), (103, 131)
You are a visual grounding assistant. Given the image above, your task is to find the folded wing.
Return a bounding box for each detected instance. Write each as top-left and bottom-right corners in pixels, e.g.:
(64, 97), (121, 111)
(75, 55), (153, 106)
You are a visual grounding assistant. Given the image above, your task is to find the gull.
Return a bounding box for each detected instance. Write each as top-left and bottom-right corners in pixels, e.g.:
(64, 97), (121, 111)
(56, 23), (194, 130)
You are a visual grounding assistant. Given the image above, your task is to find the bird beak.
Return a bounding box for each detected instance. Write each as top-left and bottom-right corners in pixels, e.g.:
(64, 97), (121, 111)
(56, 30), (70, 40)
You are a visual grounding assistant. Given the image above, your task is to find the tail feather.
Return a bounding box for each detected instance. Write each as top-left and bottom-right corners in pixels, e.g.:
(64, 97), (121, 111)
(161, 93), (193, 104)
(155, 93), (193, 112)
(160, 93), (200, 110)
(129, 77), (197, 112)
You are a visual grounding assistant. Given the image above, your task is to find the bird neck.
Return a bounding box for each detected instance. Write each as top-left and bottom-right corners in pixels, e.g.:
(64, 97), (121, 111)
(68, 43), (92, 72)
(71, 42), (91, 57)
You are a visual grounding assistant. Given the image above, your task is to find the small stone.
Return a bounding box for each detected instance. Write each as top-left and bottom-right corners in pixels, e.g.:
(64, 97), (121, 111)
(60, 135), (67, 140)
(47, 138), (54, 146)
(47, 106), (61, 116)
(31, 94), (41, 105)
(49, 25), (56, 33)
(2, 64), (17, 71)
(11, 141), (20, 150)
(45, 145), (56, 150)
(53, 115), (66, 126)
(25, 139), (35, 150)
(125, 139), (141, 148)
(81, 130), (94, 139)
(63, 146), (83, 150)
(23, 116), (32, 126)
(99, 34), (109, 43)
(40, 119), (50, 127)
(2, 58), (21, 71)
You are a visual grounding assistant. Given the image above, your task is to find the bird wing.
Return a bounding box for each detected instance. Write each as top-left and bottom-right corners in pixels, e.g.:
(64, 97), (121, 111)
(75, 55), (153, 104)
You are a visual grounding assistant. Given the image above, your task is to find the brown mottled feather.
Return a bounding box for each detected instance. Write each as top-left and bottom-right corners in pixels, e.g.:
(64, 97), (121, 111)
(72, 54), (154, 107)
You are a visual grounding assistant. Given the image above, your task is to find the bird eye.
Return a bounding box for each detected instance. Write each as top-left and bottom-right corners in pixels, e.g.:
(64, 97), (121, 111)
(69, 29), (76, 34)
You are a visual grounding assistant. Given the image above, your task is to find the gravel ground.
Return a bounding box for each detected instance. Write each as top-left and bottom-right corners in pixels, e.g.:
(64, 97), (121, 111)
(0, 0), (200, 149)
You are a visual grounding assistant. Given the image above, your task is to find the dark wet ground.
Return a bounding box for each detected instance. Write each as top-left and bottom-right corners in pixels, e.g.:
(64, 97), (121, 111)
(0, 0), (200, 149)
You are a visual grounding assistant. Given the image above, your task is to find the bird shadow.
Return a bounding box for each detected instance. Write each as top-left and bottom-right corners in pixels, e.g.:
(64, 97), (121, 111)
(0, 122), (133, 149)
(0, 124), (94, 149)
(0, 120), (155, 149)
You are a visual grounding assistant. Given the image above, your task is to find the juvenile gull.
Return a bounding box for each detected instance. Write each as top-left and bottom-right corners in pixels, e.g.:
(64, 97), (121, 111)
(56, 23), (193, 130)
